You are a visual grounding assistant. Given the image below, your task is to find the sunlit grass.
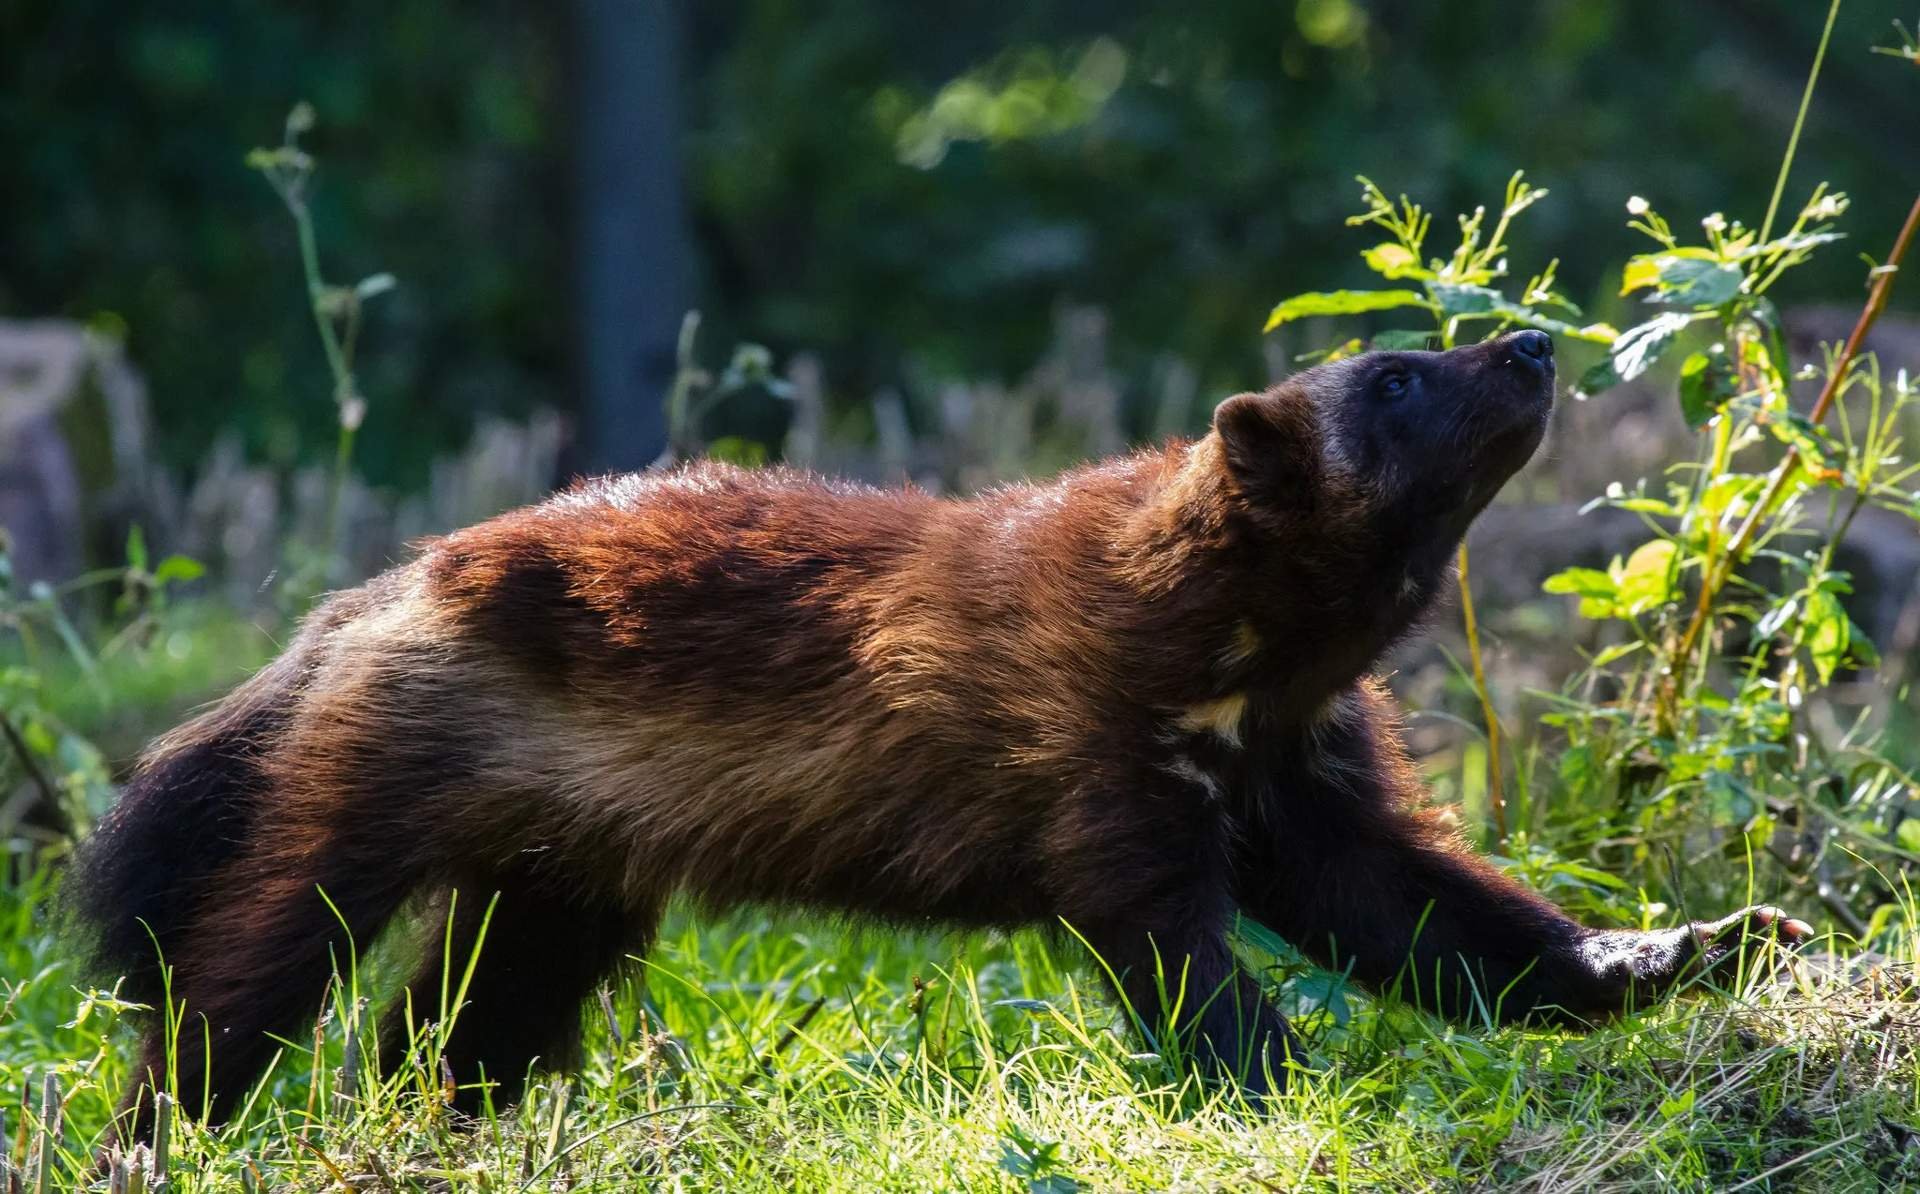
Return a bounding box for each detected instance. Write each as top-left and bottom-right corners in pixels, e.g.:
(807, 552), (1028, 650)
(6, 866), (1919, 1191)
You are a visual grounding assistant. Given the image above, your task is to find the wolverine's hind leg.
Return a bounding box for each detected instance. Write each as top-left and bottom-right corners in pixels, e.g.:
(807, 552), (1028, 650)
(379, 870), (655, 1115)
(117, 827), (424, 1140)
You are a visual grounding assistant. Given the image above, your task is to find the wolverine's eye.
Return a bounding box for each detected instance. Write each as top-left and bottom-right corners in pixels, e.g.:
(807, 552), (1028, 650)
(1378, 370), (1411, 400)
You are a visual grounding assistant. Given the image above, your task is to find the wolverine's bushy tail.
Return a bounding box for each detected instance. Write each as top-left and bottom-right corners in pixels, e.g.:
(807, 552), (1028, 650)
(70, 640), (312, 1006)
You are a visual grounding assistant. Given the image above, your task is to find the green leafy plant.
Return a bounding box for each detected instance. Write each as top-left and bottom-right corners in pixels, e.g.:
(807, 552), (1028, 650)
(1258, 7), (1920, 939)
(1265, 170), (1616, 357)
(0, 528), (202, 843)
(656, 310), (793, 469)
(1267, 169), (1615, 842)
(997, 1123), (1084, 1194)
(1536, 184), (1919, 929)
(1519, 3), (1920, 930)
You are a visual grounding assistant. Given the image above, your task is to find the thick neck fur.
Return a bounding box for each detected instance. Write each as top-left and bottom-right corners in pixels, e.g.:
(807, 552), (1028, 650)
(1111, 432), (1457, 727)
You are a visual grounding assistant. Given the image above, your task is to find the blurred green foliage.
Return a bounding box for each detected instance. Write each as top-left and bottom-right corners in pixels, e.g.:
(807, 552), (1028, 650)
(2, 0), (1913, 488)
(0, 0), (564, 490)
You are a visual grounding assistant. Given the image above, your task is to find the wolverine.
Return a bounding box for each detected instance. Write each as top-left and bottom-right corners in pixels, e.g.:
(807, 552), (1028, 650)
(77, 329), (1809, 1131)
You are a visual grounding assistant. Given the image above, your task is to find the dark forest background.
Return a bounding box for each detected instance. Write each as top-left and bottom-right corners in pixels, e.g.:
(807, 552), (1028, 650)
(4, 0), (1913, 491)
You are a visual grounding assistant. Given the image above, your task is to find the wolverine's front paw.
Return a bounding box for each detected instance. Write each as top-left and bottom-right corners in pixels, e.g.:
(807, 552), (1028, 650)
(1580, 904), (1812, 1011)
(1681, 904), (1814, 983)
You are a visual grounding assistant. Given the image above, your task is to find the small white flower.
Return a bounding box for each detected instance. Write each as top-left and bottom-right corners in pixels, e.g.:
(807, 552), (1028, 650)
(1701, 212), (1727, 233)
(1626, 196), (1650, 216)
(1807, 193), (1849, 221)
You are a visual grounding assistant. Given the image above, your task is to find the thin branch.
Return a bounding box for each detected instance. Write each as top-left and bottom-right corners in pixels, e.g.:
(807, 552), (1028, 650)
(1456, 544), (1507, 843)
(0, 712), (64, 834)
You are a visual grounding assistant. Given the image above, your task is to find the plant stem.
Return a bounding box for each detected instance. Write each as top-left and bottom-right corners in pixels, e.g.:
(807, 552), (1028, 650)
(0, 713), (63, 836)
(293, 205), (350, 389)
(329, 419), (357, 560)
(0, 713), (56, 812)
(1759, 0), (1842, 246)
(1667, 190), (1920, 696)
(656, 311), (703, 468)
(1457, 542), (1507, 843)
(285, 186), (359, 567)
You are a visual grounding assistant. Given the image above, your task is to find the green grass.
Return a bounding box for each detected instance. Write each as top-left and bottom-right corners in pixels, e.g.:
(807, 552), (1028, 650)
(6, 605), (1919, 1190)
(5, 867), (1919, 1191)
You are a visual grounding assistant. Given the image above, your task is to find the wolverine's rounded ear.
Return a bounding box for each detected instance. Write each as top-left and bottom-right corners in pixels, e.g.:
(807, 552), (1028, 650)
(1212, 389), (1316, 500)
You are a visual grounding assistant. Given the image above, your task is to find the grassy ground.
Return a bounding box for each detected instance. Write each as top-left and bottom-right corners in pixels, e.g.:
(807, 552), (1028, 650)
(6, 607), (1918, 1190)
(4, 860), (1919, 1192)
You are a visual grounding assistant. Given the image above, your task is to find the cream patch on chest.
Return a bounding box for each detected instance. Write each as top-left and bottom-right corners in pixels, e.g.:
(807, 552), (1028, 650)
(1175, 692), (1247, 748)
(1219, 621), (1262, 668)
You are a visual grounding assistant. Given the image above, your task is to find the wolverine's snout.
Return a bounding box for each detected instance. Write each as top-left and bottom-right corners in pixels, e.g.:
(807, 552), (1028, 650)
(1503, 328), (1554, 377)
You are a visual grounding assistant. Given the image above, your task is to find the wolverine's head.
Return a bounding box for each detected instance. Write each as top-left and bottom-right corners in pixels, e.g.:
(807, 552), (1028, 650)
(1211, 331), (1554, 554)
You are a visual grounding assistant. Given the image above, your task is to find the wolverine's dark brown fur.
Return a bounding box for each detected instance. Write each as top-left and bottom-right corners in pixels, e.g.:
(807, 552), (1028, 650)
(76, 331), (1806, 1133)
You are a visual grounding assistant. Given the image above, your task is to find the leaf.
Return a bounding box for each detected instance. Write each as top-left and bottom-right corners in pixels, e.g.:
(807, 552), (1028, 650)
(990, 998), (1055, 1015)
(998, 1128), (1081, 1194)
(1755, 597), (1798, 640)
(21, 717), (55, 757)
(1806, 589), (1849, 684)
(1758, 406), (1838, 467)
(1750, 229), (1845, 258)
(1544, 565), (1620, 619)
(1615, 539), (1678, 614)
(1370, 329), (1436, 351)
(1705, 770), (1755, 826)
(1897, 820), (1920, 853)
(1540, 859), (1631, 891)
(1264, 289), (1432, 331)
(1589, 640), (1644, 668)
(1698, 474), (1762, 519)
(1299, 337), (1369, 363)
(1677, 350), (1737, 429)
(1578, 313), (1695, 397)
(1848, 620), (1879, 668)
(1432, 288), (1617, 347)
(1575, 358), (1622, 398)
(1234, 916), (1294, 959)
(1610, 496), (1679, 516)
(1659, 258), (1743, 306)
(353, 272), (398, 302)
(1557, 743), (1596, 793)
(1430, 282), (1502, 318)
(1362, 243), (1423, 279)
(124, 524), (149, 573)
(1290, 972), (1352, 1026)
(1609, 312), (1695, 384)
(1542, 567), (1616, 599)
(153, 555), (207, 586)
(705, 437), (768, 467)
(1622, 251), (1742, 307)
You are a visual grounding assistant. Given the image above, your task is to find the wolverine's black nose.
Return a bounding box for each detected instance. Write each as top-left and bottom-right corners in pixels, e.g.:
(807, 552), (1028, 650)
(1508, 330), (1553, 368)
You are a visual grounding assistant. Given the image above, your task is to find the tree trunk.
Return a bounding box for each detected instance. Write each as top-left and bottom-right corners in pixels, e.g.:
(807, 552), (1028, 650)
(570, 0), (690, 472)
